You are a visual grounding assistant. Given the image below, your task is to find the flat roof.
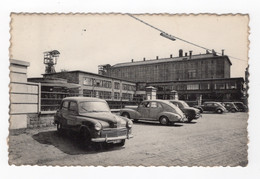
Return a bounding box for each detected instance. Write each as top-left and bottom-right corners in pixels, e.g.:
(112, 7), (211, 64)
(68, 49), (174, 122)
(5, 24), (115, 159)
(111, 53), (232, 68)
(44, 70), (136, 84)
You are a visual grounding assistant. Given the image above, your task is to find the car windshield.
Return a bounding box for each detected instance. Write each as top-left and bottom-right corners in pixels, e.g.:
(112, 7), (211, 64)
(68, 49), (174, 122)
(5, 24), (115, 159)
(79, 101), (111, 113)
(180, 101), (190, 108)
(216, 102), (224, 106)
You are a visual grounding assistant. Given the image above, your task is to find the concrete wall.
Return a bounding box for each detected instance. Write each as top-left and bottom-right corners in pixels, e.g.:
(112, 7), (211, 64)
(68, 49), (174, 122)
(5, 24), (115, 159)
(9, 59), (40, 129)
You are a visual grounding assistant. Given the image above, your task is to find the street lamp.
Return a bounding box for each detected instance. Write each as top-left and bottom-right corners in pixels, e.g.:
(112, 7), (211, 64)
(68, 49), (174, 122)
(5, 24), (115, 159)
(160, 32), (176, 41)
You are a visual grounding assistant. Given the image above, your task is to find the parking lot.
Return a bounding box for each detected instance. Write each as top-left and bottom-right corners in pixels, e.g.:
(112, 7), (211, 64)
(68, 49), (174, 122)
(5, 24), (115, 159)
(9, 112), (248, 166)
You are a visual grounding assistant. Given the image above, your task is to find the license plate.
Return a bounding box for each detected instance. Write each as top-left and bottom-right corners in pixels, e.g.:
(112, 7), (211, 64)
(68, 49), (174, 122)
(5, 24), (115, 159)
(111, 140), (122, 144)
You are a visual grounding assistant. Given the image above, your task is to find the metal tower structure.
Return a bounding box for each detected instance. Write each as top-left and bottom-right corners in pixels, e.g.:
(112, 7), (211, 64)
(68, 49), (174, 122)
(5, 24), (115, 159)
(43, 50), (60, 74)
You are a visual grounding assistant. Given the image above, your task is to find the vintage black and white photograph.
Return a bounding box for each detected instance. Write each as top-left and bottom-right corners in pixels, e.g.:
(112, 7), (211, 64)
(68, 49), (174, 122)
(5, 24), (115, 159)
(9, 13), (249, 167)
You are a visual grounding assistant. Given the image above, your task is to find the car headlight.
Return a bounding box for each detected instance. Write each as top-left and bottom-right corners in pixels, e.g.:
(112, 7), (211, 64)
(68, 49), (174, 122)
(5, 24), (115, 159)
(94, 123), (102, 131)
(126, 120), (133, 128)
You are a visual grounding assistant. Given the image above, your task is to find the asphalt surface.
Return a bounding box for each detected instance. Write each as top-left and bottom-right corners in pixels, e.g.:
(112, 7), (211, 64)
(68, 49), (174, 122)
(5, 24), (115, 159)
(8, 112), (248, 166)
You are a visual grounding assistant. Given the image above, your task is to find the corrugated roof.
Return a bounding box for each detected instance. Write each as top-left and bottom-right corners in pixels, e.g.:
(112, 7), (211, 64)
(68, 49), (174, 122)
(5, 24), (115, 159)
(112, 53), (232, 68)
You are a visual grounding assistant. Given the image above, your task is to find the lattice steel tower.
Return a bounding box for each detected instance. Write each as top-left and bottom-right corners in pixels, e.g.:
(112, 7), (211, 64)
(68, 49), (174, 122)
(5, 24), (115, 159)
(43, 50), (60, 74)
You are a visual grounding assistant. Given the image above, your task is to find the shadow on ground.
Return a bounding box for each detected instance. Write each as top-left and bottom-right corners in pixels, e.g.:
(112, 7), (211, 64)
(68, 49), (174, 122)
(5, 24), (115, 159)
(32, 130), (124, 155)
(133, 120), (183, 127)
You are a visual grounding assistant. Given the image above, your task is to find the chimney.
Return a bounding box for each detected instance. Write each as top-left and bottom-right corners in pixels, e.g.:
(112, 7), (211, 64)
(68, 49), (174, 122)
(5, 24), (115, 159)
(131, 59), (134, 62)
(156, 56), (159, 60)
(222, 49), (225, 56)
(189, 51), (192, 59)
(143, 57), (146, 61)
(179, 49), (183, 57)
(206, 50), (210, 54)
(170, 54), (173, 58)
(185, 52), (188, 57)
(212, 49), (216, 56)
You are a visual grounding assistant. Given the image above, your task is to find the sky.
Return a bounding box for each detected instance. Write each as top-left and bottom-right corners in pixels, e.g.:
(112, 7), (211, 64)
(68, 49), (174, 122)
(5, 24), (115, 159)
(10, 14), (249, 78)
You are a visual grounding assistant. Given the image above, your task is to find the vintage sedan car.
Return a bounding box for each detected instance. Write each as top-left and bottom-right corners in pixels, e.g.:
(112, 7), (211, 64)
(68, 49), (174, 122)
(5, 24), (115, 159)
(222, 102), (239, 112)
(197, 101), (227, 114)
(169, 100), (201, 122)
(234, 102), (248, 112)
(120, 100), (185, 125)
(54, 97), (133, 147)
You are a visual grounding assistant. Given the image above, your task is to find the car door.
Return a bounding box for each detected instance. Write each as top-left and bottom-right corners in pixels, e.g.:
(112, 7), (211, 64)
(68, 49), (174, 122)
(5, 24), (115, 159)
(60, 100), (69, 128)
(149, 102), (164, 120)
(137, 101), (150, 119)
(204, 103), (213, 111)
(67, 101), (78, 130)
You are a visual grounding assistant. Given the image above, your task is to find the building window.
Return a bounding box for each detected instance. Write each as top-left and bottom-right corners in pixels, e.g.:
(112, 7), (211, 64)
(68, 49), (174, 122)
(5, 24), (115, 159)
(226, 82), (237, 89)
(114, 92), (120, 100)
(187, 84), (199, 90)
(215, 83), (225, 89)
(83, 89), (93, 97)
(177, 84), (186, 91)
(103, 80), (112, 88)
(188, 69), (197, 79)
(83, 77), (93, 85)
(93, 79), (102, 87)
(114, 82), (120, 89)
(122, 93), (132, 100)
(200, 83), (210, 90)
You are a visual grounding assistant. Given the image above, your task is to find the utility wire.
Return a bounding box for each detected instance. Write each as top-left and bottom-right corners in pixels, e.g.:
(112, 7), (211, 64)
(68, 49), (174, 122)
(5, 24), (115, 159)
(127, 13), (247, 62)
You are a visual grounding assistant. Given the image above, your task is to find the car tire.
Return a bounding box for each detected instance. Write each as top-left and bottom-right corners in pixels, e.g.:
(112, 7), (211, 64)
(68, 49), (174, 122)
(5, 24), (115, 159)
(80, 128), (92, 147)
(133, 119), (139, 123)
(159, 116), (169, 125)
(187, 118), (193, 123)
(121, 112), (130, 119)
(231, 108), (236, 113)
(57, 123), (63, 133)
(199, 108), (203, 113)
(216, 109), (223, 114)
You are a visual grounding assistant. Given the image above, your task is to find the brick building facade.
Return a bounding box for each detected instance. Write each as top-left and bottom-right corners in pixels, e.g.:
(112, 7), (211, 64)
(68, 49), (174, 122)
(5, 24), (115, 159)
(100, 50), (231, 83)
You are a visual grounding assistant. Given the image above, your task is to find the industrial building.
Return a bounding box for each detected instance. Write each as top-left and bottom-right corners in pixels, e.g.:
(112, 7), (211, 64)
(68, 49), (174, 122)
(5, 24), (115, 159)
(43, 70), (136, 101)
(99, 50), (231, 83)
(99, 50), (245, 103)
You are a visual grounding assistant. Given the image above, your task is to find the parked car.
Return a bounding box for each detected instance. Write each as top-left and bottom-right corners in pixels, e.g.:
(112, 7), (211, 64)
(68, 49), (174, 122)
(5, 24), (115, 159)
(120, 100), (185, 125)
(233, 102), (248, 112)
(186, 101), (204, 113)
(54, 97), (133, 147)
(196, 101), (227, 114)
(222, 102), (238, 112)
(169, 100), (201, 122)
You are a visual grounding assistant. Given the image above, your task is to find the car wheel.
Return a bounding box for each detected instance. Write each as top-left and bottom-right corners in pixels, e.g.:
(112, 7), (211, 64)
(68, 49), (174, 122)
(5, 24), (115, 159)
(57, 123), (63, 133)
(199, 108), (203, 113)
(159, 116), (169, 125)
(187, 118), (193, 123)
(216, 109), (223, 114)
(121, 112), (130, 119)
(133, 119), (139, 123)
(80, 128), (92, 147)
(231, 108), (236, 113)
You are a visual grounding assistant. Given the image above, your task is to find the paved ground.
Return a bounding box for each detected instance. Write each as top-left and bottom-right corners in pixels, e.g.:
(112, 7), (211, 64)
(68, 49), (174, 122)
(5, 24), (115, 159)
(8, 112), (248, 166)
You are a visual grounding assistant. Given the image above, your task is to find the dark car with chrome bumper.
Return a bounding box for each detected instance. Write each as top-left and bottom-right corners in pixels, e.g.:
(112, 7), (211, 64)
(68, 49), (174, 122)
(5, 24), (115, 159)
(54, 97), (133, 147)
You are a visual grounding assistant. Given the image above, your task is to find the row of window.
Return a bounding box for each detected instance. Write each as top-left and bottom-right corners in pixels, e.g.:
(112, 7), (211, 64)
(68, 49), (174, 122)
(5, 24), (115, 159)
(83, 77), (136, 91)
(83, 89), (133, 100)
(83, 77), (112, 88)
(122, 84), (136, 91)
(155, 82), (238, 91)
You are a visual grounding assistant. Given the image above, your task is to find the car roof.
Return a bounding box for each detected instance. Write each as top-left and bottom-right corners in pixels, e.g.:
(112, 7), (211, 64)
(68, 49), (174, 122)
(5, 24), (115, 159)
(143, 99), (172, 104)
(169, 100), (183, 103)
(62, 97), (106, 102)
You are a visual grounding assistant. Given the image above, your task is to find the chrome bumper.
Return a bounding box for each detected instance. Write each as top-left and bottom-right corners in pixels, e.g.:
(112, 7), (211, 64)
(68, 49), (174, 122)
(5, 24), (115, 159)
(91, 134), (133, 143)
